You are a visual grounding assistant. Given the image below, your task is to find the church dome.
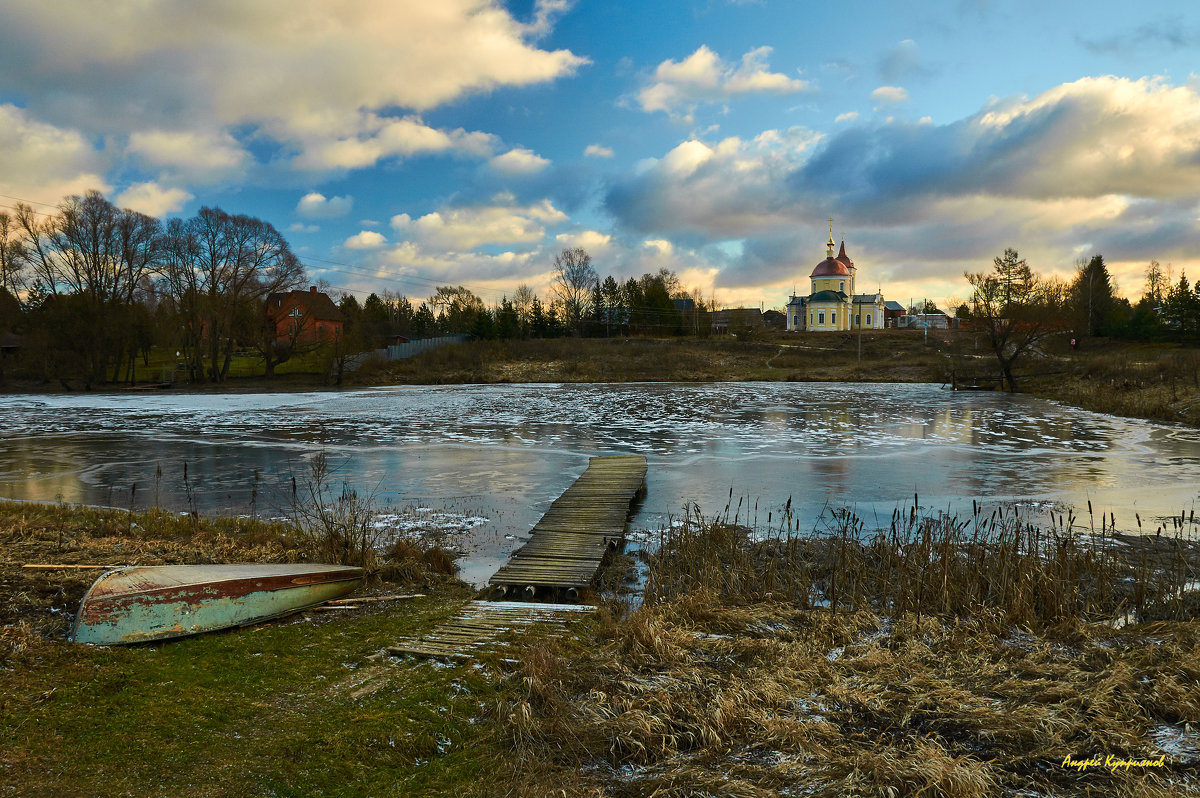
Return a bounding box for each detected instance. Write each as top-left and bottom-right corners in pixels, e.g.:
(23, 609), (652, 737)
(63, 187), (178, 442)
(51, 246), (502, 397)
(811, 256), (851, 278)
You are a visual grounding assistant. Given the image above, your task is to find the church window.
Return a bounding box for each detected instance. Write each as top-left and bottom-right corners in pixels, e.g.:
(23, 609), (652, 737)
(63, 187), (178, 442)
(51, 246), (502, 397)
(831, 311), (836, 326)
(855, 314), (860, 326)
(866, 313), (872, 326)
(818, 311), (825, 325)
(839, 281), (845, 292)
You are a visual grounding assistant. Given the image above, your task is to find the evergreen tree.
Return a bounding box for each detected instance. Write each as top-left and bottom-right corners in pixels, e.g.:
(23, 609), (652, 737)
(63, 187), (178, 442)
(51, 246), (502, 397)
(496, 297), (519, 340)
(993, 248), (1034, 309)
(1162, 273), (1200, 341)
(1070, 255), (1115, 337)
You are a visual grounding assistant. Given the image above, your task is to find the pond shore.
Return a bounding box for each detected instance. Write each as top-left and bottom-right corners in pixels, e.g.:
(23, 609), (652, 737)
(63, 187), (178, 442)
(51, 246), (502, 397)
(3, 501), (1198, 796)
(5, 333), (1198, 427)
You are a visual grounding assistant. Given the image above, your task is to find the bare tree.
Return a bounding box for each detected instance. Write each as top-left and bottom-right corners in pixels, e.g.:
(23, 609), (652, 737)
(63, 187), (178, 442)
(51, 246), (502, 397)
(160, 207), (304, 382)
(0, 212), (24, 296)
(551, 247), (596, 335)
(966, 248), (1066, 392)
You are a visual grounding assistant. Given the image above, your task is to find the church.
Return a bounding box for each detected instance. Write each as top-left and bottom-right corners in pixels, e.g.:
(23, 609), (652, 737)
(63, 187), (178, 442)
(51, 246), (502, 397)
(786, 225), (886, 332)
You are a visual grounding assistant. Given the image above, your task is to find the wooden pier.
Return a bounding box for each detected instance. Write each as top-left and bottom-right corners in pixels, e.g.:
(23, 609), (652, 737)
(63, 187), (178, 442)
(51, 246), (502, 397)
(487, 454), (647, 599)
(389, 454), (646, 660)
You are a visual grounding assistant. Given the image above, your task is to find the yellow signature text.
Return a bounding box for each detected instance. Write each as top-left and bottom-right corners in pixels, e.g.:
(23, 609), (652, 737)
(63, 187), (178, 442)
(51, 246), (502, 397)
(1061, 754), (1167, 772)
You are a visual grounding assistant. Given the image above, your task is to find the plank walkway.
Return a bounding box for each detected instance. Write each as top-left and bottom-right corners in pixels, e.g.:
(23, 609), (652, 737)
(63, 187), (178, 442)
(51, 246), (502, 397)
(389, 454), (646, 660)
(488, 454), (647, 598)
(387, 601), (594, 660)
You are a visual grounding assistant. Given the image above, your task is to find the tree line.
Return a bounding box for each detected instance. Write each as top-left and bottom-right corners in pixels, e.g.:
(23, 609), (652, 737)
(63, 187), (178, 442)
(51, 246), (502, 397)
(334, 248), (712, 350)
(0, 194), (709, 388)
(964, 248), (1200, 391)
(0, 191), (305, 388)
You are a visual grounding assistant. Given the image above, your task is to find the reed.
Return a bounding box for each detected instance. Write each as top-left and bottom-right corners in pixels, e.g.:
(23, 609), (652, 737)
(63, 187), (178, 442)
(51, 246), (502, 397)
(491, 503), (1200, 796)
(642, 500), (1199, 629)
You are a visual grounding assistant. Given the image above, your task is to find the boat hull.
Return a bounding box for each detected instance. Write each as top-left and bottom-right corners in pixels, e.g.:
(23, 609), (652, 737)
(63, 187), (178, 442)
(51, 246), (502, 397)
(72, 564), (363, 645)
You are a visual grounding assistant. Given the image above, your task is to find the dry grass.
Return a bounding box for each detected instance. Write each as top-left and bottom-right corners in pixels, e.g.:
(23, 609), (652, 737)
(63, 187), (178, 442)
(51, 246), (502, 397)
(362, 331), (949, 386)
(0, 499), (463, 666)
(1026, 343), (1200, 427)
(489, 507), (1200, 797)
(644, 503), (1199, 629)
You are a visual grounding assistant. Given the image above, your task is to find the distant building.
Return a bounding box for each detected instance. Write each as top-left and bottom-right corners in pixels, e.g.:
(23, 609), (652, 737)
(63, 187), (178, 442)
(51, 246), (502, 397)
(884, 301), (906, 327)
(899, 312), (952, 330)
(266, 287), (345, 343)
(711, 308), (763, 335)
(787, 225), (887, 332)
(762, 309), (786, 329)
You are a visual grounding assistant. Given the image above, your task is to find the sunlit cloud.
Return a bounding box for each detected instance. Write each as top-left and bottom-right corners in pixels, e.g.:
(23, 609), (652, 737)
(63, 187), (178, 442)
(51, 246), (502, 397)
(489, 148), (551, 175)
(296, 192), (353, 218)
(870, 85), (910, 103)
(0, 103), (110, 201)
(343, 230), (387, 249)
(637, 45), (810, 122)
(392, 198), (567, 251)
(0, 1), (586, 181)
(114, 181), (193, 216)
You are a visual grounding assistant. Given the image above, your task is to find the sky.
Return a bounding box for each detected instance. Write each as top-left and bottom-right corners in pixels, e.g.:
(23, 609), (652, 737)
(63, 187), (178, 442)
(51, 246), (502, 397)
(2, 0), (1199, 311)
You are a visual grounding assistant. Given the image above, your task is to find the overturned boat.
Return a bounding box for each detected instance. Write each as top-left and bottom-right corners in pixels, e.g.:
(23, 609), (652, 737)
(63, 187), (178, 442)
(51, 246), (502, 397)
(72, 563), (363, 645)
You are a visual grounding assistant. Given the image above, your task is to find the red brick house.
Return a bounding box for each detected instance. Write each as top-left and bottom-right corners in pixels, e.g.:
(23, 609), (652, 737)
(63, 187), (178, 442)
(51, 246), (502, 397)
(266, 287), (344, 343)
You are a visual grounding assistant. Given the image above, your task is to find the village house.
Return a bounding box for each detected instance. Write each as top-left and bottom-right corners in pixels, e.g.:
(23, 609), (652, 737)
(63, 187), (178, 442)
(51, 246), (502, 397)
(265, 287), (344, 344)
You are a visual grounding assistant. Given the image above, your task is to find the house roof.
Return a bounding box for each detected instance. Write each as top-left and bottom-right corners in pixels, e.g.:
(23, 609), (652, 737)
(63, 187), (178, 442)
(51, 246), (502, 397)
(808, 289), (848, 302)
(712, 307), (763, 322)
(852, 293), (882, 303)
(884, 301), (906, 311)
(268, 288), (344, 322)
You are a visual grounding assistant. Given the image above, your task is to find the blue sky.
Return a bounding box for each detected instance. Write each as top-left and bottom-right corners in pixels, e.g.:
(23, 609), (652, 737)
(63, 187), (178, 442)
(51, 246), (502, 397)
(2, 0), (1199, 310)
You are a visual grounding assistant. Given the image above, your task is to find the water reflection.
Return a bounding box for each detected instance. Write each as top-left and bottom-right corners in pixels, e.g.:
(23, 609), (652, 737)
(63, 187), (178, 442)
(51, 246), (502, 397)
(2, 382), (1199, 584)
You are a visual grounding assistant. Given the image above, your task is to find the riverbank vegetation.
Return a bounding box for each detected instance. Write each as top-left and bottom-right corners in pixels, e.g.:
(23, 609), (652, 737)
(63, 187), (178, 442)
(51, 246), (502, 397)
(3, 500), (1198, 795)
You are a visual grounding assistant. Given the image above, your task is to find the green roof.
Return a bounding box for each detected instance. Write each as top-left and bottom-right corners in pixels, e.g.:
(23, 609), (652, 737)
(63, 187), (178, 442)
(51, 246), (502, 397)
(808, 290), (847, 302)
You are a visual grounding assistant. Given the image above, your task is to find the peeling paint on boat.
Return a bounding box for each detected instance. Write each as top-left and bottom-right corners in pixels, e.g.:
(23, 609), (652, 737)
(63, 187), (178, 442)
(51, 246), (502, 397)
(72, 564), (363, 645)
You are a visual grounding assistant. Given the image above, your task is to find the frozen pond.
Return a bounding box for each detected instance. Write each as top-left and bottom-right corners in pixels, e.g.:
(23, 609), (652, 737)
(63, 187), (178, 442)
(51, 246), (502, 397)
(2, 382), (1199, 585)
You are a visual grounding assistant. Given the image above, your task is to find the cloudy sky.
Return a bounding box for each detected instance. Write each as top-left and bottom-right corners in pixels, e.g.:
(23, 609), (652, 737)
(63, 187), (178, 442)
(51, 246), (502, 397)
(2, 0), (1198, 310)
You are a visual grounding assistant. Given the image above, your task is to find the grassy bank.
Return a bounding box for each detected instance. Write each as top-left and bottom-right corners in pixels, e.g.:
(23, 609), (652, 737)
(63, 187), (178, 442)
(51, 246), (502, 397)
(495, 509), (1200, 796)
(1022, 341), (1200, 428)
(4, 500), (1199, 796)
(356, 331), (949, 386)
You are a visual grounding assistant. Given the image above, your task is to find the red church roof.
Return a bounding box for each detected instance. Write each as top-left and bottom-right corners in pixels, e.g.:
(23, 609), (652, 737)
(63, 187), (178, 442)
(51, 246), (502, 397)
(811, 256), (851, 278)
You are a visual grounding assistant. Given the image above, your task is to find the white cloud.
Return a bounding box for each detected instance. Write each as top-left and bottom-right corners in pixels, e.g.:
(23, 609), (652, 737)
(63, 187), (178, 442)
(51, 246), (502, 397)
(394, 198), (568, 250)
(126, 129), (250, 182)
(296, 192), (353, 218)
(344, 230), (387, 249)
(835, 111), (859, 123)
(870, 85), (910, 103)
(0, 103), (110, 201)
(489, 147), (551, 174)
(584, 144), (614, 158)
(608, 76), (1200, 296)
(288, 222), (319, 233)
(0, 1), (586, 177)
(291, 114), (498, 171)
(555, 230), (613, 252)
(638, 45), (809, 121)
(114, 181), (193, 216)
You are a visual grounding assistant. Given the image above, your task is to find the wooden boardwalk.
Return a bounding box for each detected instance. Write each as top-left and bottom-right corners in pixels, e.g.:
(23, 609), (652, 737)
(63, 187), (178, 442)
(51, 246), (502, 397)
(389, 454), (646, 660)
(488, 454), (646, 599)
(388, 601), (594, 660)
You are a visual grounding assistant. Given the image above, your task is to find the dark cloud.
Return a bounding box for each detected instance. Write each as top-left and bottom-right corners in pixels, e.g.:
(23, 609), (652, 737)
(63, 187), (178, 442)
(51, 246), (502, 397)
(877, 40), (935, 84)
(1077, 18), (1200, 55)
